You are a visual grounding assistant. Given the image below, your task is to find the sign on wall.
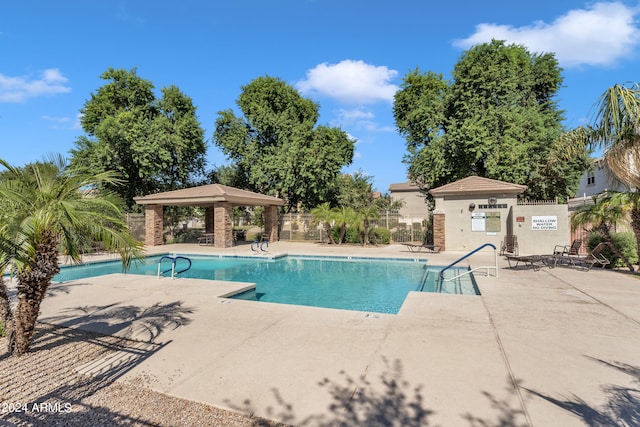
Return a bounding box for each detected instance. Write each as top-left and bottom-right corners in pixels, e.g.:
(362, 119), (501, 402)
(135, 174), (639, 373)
(531, 216), (557, 230)
(471, 212), (501, 232)
(471, 213), (486, 231)
(485, 212), (501, 232)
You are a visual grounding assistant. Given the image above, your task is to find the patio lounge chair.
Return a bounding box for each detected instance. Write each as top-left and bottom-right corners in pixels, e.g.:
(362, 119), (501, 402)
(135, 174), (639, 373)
(570, 242), (610, 271)
(505, 254), (545, 271)
(500, 235), (518, 256)
(403, 242), (441, 253)
(553, 239), (582, 256)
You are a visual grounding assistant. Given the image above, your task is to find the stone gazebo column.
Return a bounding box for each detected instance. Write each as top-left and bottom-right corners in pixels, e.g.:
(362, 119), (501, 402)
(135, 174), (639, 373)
(214, 202), (233, 248)
(433, 210), (445, 251)
(264, 205), (279, 242)
(145, 205), (164, 246)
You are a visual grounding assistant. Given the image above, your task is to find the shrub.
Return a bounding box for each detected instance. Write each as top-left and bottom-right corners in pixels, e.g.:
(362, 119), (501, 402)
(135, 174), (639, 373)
(174, 228), (205, 243)
(371, 227), (391, 244)
(233, 229), (246, 241)
(587, 232), (638, 268)
(345, 227), (362, 244)
(331, 227), (342, 244)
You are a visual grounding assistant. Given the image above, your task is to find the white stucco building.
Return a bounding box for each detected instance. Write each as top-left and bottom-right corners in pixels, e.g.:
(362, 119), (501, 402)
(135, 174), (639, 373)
(388, 181), (428, 225)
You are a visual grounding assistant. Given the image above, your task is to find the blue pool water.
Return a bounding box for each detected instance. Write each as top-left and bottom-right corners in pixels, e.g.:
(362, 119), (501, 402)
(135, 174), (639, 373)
(53, 255), (478, 314)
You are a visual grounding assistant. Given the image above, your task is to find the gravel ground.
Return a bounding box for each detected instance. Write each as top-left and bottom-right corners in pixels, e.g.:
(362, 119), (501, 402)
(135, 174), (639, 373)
(0, 323), (288, 427)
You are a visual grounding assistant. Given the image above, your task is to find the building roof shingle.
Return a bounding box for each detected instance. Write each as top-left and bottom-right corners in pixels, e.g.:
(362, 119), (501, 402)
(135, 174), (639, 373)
(429, 176), (527, 197)
(388, 181), (422, 192)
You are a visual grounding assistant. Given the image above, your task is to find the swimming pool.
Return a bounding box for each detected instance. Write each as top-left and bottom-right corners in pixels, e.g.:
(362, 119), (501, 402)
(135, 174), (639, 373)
(53, 254), (479, 314)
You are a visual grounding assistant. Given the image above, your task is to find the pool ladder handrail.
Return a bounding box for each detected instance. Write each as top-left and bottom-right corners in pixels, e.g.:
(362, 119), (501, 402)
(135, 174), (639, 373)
(418, 268), (431, 292)
(157, 255), (192, 279)
(438, 243), (498, 281)
(250, 239), (269, 254)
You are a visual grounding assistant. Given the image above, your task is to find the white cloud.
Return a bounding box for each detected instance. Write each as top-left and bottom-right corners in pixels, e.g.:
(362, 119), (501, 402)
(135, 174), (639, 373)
(339, 108), (375, 122)
(42, 115), (72, 124)
(42, 113), (82, 130)
(454, 2), (640, 67)
(333, 107), (396, 134)
(0, 68), (71, 103)
(296, 60), (399, 104)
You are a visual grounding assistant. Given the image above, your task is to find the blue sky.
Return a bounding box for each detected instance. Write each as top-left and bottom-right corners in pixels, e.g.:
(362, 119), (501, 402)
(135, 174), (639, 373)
(1, 1), (639, 192)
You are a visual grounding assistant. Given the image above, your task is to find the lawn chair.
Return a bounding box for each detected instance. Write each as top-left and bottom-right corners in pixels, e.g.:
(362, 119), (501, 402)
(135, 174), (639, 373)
(571, 242), (610, 271)
(505, 254), (544, 271)
(553, 239), (581, 256)
(500, 235), (518, 256)
(403, 242), (441, 253)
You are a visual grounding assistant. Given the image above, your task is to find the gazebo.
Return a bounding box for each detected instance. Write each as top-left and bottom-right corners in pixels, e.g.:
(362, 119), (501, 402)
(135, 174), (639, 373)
(134, 184), (285, 248)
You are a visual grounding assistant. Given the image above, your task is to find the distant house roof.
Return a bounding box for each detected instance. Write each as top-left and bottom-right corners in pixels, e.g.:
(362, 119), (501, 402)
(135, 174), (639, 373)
(134, 184), (285, 207)
(389, 181), (422, 192)
(429, 176), (527, 197)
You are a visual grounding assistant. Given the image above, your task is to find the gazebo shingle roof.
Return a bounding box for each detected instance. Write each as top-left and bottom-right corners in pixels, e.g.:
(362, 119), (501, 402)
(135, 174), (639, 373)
(133, 184), (284, 207)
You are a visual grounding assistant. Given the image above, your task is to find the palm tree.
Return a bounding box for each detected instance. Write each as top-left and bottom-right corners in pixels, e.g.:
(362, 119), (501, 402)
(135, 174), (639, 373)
(310, 202), (337, 245)
(557, 83), (640, 188)
(0, 156), (143, 355)
(571, 194), (634, 271)
(356, 204), (380, 246)
(332, 206), (357, 245)
(0, 225), (14, 343)
(556, 83), (640, 263)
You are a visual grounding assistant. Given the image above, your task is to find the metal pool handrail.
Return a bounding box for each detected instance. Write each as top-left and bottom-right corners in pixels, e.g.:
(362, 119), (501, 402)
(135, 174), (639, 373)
(439, 243), (498, 280)
(418, 268), (431, 292)
(157, 255), (192, 279)
(251, 239), (269, 254)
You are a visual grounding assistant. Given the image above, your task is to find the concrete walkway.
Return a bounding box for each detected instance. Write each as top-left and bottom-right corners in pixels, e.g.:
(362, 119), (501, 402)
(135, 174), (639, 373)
(38, 242), (640, 426)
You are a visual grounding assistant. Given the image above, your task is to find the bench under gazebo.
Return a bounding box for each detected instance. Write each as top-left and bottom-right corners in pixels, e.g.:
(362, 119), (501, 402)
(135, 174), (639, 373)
(134, 184), (285, 248)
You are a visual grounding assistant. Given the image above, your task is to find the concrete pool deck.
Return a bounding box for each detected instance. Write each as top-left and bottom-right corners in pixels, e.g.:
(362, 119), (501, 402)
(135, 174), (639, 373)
(34, 242), (640, 426)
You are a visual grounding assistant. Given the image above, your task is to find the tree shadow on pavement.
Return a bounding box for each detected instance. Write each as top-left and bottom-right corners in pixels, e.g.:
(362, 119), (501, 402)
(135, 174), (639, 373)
(523, 357), (640, 427)
(228, 357), (436, 426)
(228, 359), (536, 427)
(0, 323), (170, 426)
(40, 300), (195, 342)
(461, 379), (530, 427)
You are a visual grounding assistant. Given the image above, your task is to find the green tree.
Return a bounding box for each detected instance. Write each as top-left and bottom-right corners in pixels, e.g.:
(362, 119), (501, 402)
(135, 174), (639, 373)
(71, 68), (207, 211)
(335, 172), (381, 245)
(375, 192), (406, 212)
(202, 164), (247, 188)
(571, 194), (634, 271)
(336, 171), (374, 209)
(394, 40), (589, 200)
(0, 156), (143, 355)
(213, 76), (354, 211)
